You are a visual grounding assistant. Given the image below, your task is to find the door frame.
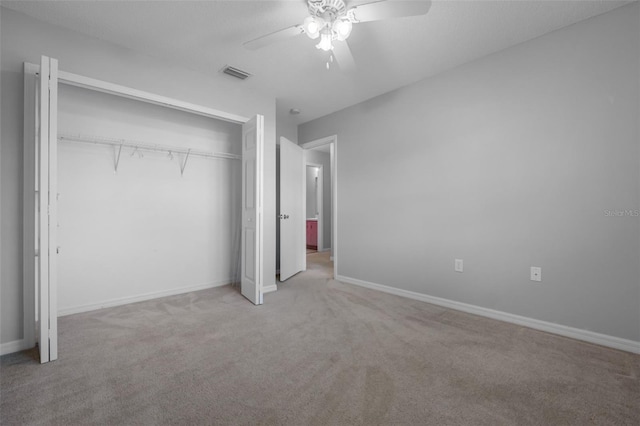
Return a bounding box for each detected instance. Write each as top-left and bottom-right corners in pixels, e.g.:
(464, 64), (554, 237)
(300, 135), (337, 278)
(24, 63), (248, 124)
(23, 60), (264, 360)
(305, 163), (323, 252)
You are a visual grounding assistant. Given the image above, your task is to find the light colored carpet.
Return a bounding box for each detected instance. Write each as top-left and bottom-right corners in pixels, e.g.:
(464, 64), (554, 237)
(1, 251), (639, 425)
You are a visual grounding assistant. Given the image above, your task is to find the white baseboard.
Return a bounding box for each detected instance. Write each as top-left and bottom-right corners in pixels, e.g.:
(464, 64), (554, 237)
(336, 275), (640, 354)
(0, 339), (32, 356)
(263, 284), (278, 293)
(58, 279), (233, 317)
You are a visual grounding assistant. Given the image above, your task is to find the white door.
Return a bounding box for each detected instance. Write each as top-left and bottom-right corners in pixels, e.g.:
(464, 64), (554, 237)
(279, 137), (305, 281)
(36, 56), (59, 363)
(241, 115), (264, 305)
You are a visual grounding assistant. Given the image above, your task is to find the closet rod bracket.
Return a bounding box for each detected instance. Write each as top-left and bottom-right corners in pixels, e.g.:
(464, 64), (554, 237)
(180, 149), (191, 176)
(114, 143), (123, 173)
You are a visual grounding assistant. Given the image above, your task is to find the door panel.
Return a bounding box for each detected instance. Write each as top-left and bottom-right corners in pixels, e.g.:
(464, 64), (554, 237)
(279, 137), (305, 281)
(245, 159), (255, 208)
(245, 229), (255, 280)
(37, 56), (58, 363)
(241, 115), (264, 305)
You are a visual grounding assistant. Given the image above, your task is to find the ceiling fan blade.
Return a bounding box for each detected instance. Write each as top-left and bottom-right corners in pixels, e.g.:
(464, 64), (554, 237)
(243, 25), (305, 50)
(348, 0), (431, 23)
(333, 40), (356, 73)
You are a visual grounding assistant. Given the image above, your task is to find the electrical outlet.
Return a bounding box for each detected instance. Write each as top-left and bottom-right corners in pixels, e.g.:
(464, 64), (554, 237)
(530, 266), (542, 282)
(455, 259), (464, 273)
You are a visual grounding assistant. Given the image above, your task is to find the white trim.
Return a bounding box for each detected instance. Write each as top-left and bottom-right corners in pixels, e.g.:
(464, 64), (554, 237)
(0, 339), (33, 356)
(262, 284), (278, 293)
(337, 275), (640, 354)
(58, 280), (233, 317)
(24, 62), (249, 124)
(301, 136), (336, 150)
(331, 140), (336, 278)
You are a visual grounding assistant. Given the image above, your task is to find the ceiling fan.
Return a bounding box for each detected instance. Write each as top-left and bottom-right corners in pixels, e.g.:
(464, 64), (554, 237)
(243, 0), (432, 71)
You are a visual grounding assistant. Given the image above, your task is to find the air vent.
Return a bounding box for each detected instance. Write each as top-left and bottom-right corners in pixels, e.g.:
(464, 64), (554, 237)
(221, 65), (252, 80)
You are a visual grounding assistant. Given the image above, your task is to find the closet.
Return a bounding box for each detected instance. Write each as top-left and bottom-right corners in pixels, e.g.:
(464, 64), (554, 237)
(56, 84), (242, 315)
(24, 56), (264, 363)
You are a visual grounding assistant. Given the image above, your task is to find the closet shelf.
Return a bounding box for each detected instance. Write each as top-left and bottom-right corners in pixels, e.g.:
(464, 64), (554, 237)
(58, 133), (241, 161)
(58, 133), (241, 175)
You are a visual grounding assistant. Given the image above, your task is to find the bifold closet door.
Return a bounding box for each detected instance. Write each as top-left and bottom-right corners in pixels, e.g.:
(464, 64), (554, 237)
(241, 115), (264, 305)
(36, 55), (59, 363)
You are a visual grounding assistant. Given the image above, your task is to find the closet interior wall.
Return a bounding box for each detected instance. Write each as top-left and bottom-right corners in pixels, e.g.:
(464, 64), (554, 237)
(57, 84), (242, 315)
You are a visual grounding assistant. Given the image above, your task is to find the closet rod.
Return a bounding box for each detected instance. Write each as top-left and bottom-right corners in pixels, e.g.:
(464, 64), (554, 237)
(58, 133), (241, 161)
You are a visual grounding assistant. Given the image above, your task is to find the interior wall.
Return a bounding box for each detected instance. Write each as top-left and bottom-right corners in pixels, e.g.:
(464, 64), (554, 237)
(276, 101), (299, 145)
(306, 149), (332, 250)
(306, 166), (318, 219)
(56, 85), (241, 314)
(299, 3), (640, 342)
(0, 7), (276, 348)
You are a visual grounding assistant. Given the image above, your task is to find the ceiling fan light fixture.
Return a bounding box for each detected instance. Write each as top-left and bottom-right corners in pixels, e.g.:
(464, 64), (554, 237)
(303, 16), (323, 39)
(316, 31), (333, 51)
(333, 18), (352, 41)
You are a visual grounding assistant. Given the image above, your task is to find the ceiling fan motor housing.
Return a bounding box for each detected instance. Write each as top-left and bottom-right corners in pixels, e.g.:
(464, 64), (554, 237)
(308, 0), (347, 18)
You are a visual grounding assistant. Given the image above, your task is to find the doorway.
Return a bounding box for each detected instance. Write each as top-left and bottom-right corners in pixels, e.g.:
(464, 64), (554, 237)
(305, 164), (322, 254)
(301, 136), (337, 278)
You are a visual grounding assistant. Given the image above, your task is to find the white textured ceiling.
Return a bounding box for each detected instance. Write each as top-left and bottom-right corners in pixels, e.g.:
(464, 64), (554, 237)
(2, 0), (634, 124)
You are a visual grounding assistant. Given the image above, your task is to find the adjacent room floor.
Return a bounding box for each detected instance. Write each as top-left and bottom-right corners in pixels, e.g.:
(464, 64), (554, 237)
(1, 252), (638, 425)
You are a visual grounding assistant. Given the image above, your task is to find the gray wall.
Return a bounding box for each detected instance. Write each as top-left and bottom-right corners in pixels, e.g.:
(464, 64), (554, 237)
(306, 149), (332, 250)
(1, 7), (276, 347)
(276, 101), (299, 145)
(299, 4), (639, 342)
